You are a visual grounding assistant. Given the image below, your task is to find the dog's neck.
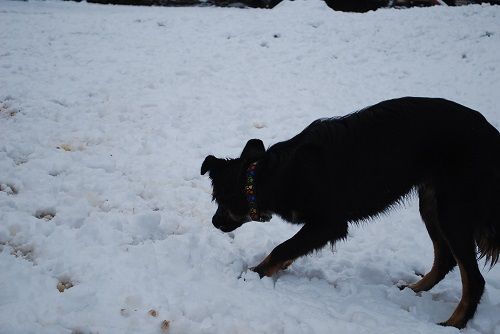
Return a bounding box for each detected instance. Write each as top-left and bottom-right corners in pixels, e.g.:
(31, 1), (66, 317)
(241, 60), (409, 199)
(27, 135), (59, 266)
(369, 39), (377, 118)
(245, 161), (262, 221)
(245, 161), (273, 222)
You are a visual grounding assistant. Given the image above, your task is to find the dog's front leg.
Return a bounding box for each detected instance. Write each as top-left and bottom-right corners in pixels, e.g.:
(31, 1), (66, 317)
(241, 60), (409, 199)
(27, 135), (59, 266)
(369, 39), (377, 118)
(252, 223), (345, 278)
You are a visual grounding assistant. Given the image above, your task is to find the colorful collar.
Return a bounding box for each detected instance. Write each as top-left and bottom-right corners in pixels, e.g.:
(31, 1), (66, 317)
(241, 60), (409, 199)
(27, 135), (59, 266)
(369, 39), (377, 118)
(245, 161), (261, 222)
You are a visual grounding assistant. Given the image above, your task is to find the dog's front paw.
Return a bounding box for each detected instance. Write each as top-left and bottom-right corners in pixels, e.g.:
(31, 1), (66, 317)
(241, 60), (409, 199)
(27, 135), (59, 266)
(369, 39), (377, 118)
(396, 280), (409, 291)
(250, 265), (268, 279)
(396, 279), (418, 291)
(251, 254), (276, 278)
(251, 256), (294, 278)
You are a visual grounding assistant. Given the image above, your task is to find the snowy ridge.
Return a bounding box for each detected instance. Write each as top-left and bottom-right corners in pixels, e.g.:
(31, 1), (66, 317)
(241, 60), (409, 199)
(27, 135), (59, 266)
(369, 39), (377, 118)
(1, 1), (499, 333)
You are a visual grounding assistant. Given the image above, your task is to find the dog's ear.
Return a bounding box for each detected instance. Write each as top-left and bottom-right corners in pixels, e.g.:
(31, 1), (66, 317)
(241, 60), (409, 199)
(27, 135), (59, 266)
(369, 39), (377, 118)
(240, 139), (265, 161)
(201, 155), (219, 176)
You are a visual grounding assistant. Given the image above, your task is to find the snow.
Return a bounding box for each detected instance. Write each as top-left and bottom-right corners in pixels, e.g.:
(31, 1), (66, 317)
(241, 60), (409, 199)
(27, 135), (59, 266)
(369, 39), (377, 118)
(1, 0), (499, 333)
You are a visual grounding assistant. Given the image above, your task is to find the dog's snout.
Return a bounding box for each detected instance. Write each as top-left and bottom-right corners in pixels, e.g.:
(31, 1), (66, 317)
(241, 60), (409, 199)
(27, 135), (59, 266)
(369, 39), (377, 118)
(212, 213), (223, 229)
(212, 207), (227, 229)
(211, 207), (244, 232)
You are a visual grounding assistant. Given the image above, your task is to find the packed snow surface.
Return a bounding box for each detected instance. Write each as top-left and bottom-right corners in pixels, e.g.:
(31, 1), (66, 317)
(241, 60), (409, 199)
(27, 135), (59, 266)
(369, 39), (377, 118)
(1, 1), (500, 333)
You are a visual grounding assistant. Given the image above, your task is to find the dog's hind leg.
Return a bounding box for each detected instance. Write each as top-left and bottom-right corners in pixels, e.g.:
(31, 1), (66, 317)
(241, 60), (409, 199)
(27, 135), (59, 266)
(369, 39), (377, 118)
(407, 185), (456, 292)
(252, 221), (347, 278)
(436, 194), (485, 329)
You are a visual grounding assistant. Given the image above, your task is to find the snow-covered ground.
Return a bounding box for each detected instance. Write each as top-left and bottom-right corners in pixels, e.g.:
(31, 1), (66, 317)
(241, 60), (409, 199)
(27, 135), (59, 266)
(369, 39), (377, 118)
(1, 1), (499, 333)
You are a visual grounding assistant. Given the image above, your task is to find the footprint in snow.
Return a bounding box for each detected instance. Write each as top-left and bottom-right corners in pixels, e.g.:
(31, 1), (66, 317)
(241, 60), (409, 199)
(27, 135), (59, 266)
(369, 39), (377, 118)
(35, 209), (56, 221)
(9, 243), (34, 262)
(57, 280), (74, 293)
(253, 122), (266, 129)
(0, 99), (19, 117)
(0, 183), (18, 195)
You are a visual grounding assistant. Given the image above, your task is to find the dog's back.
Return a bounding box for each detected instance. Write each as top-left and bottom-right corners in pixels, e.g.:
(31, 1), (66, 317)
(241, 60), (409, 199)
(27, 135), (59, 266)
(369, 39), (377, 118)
(267, 97), (500, 258)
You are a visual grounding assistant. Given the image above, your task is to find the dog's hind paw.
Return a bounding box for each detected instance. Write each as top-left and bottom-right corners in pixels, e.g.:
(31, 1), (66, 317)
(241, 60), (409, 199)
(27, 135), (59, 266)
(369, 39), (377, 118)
(437, 319), (467, 329)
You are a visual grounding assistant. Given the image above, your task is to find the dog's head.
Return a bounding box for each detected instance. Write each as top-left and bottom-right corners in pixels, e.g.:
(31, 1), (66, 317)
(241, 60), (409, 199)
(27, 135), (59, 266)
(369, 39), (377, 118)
(201, 139), (268, 232)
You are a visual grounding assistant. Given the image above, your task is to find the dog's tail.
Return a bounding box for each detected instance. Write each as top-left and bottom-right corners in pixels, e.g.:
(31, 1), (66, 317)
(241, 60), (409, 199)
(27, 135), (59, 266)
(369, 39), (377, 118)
(475, 135), (500, 268)
(473, 124), (500, 269)
(476, 221), (500, 269)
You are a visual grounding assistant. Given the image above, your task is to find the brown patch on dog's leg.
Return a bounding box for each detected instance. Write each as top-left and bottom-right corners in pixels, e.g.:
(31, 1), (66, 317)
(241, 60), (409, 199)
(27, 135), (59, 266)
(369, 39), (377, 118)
(439, 261), (484, 329)
(408, 269), (440, 293)
(410, 185), (456, 293)
(252, 254), (295, 278)
(408, 241), (456, 293)
(440, 261), (472, 328)
(435, 212), (485, 327)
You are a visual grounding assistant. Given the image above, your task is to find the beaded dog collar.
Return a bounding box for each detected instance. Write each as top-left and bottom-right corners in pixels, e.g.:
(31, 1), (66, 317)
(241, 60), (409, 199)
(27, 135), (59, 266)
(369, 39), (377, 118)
(245, 162), (261, 222)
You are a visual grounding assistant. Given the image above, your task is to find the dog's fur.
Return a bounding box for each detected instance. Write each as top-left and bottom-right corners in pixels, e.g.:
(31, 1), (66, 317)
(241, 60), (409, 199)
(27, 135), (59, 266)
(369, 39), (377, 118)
(201, 97), (500, 328)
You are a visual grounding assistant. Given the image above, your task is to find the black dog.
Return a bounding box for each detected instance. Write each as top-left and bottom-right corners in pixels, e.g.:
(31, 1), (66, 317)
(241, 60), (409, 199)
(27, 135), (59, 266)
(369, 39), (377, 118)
(201, 97), (500, 328)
